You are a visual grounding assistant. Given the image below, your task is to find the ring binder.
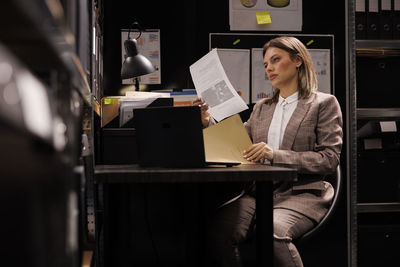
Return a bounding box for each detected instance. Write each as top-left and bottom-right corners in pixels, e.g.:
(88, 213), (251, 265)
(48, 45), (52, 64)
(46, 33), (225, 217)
(380, 0), (393, 39)
(394, 0), (400, 38)
(356, 0), (367, 39)
(367, 0), (380, 39)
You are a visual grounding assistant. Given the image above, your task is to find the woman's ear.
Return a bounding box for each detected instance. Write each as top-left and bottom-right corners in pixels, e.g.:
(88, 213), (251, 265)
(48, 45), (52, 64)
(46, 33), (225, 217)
(294, 55), (302, 68)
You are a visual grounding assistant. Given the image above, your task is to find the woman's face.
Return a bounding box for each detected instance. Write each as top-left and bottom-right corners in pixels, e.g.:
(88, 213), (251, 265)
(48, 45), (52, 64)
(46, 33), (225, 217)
(263, 47), (301, 90)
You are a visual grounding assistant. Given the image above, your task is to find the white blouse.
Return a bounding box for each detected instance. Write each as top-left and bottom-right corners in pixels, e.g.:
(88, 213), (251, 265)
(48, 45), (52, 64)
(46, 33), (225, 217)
(267, 92), (299, 150)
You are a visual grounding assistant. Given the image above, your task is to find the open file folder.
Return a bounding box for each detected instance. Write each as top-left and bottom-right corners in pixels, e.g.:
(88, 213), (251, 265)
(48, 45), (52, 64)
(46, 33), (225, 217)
(203, 114), (254, 165)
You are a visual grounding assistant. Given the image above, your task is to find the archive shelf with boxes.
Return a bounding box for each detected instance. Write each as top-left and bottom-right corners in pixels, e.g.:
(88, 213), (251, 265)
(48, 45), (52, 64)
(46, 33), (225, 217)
(352, 38), (400, 266)
(0, 0), (98, 266)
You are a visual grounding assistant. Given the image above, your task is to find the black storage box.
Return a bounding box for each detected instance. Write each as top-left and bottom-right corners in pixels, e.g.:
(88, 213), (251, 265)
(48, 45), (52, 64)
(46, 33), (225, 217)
(357, 150), (400, 203)
(101, 128), (138, 164)
(358, 224), (400, 267)
(357, 119), (400, 202)
(356, 56), (400, 108)
(97, 97), (174, 164)
(358, 213), (400, 267)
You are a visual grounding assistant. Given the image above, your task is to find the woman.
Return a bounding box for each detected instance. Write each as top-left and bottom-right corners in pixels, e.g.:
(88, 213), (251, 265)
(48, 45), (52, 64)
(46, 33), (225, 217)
(194, 36), (343, 267)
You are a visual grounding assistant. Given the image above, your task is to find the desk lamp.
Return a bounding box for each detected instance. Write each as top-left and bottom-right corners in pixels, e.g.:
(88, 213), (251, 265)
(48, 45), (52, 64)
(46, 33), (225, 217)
(121, 21), (155, 90)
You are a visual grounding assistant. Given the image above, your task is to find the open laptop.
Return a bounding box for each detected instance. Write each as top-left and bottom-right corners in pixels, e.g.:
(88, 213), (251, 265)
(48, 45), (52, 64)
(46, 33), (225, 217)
(133, 106), (240, 168)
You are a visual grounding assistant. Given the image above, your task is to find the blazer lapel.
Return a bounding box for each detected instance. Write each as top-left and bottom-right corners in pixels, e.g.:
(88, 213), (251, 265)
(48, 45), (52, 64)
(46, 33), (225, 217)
(280, 94), (315, 150)
(259, 101), (276, 144)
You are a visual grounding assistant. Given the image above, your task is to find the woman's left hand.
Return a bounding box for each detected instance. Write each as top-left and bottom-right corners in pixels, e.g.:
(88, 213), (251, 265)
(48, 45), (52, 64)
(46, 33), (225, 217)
(243, 142), (274, 162)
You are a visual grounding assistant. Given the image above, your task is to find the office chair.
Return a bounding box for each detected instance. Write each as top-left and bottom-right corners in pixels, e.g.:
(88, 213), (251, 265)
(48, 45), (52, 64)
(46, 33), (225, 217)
(240, 165), (342, 266)
(295, 164), (342, 244)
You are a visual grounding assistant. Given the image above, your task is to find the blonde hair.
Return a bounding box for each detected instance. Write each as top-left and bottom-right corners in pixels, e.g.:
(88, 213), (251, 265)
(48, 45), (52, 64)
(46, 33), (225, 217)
(262, 36), (318, 103)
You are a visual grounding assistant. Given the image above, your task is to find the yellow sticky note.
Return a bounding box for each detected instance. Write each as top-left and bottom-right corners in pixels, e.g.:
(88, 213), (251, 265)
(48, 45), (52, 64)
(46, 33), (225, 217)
(256, 12), (271, 24)
(104, 98), (114, 105)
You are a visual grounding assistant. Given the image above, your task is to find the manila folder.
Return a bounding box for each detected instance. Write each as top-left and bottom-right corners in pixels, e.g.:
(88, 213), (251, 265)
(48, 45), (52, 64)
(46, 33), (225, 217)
(203, 114), (253, 164)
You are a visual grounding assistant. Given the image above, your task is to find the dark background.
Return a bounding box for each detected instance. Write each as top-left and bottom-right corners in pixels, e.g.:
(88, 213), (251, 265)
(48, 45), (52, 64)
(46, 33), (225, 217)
(103, 1), (346, 104)
(102, 1), (347, 266)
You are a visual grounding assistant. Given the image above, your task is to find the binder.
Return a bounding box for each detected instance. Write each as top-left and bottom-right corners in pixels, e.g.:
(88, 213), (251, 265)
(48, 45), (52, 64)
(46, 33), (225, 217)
(380, 0), (393, 39)
(367, 0), (380, 39)
(394, 0), (400, 38)
(356, 0), (367, 39)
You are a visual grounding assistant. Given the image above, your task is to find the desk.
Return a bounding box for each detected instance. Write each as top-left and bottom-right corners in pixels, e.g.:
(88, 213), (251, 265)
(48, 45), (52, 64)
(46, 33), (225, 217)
(95, 164), (297, 267)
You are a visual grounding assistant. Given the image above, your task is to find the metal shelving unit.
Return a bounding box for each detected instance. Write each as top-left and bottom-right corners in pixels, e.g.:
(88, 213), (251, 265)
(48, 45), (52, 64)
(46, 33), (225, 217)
(0, 0), (93, 107)
(357, 108), (400, 120)
(349, 2), (400, 267)
(357, 203), (400, 213)
(0, 1), (98, 266)
(346, 1), (358, 267)
(356, 39), (400, 49)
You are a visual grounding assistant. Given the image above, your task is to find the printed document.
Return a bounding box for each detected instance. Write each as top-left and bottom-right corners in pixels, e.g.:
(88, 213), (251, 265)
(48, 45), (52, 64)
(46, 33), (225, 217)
(190, 49), (248, 122)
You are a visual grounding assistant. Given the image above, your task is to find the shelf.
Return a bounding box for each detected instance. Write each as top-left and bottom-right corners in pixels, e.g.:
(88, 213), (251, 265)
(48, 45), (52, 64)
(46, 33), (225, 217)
(357, 202), (400, 213)
(0, 0), (91, 105)
(356, 40), (400, 49)
(357, 108), (400, 120)
(93, 96), (101, 116)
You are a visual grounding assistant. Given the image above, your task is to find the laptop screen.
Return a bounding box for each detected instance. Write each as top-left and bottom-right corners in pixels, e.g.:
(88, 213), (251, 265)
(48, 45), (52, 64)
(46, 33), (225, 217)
(134, 106), (207, 168)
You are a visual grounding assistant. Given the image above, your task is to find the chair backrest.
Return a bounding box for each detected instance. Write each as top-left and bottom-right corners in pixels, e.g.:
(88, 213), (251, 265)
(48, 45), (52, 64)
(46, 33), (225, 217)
(296, 164), (342, 242)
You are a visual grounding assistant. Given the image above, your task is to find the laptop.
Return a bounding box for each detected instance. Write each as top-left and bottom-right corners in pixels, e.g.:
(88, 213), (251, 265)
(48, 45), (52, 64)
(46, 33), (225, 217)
(133, 106), (240, 168)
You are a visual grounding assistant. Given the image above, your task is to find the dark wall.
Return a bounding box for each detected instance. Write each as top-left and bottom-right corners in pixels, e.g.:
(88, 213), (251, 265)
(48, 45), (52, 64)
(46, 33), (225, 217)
(103, 1), (229, 95)
(103, 1), (345, 106)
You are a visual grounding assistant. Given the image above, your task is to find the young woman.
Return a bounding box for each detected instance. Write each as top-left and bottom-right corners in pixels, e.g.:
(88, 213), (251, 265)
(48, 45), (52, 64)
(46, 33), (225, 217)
(193, 36), (343, 267)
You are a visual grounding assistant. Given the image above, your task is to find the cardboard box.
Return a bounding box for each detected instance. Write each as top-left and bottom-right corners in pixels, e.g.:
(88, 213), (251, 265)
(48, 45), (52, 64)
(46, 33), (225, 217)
(100, 96), (121, 128)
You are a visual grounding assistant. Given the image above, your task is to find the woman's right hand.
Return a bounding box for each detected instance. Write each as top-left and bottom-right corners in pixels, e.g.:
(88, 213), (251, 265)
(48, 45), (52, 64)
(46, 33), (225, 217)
(193, 98), (210, 127)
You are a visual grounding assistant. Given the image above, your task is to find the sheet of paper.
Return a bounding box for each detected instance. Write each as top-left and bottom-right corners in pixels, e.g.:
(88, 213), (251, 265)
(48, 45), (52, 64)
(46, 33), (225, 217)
(217, 49), (250, 104)
(251, 48), (274, 103)
(119, 97), (158, 127)
(380, 121), (397, 132)
(125, 91), (170, 98)
(309, 49), (331, 94)
(203, 114), (253, 164)
(190, 49), (248, 122)
(118, 91), (171, 126)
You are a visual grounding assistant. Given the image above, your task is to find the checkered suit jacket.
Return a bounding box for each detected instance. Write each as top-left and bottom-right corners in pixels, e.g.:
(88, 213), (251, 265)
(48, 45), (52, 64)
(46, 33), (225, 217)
(245, 92), (343, 222)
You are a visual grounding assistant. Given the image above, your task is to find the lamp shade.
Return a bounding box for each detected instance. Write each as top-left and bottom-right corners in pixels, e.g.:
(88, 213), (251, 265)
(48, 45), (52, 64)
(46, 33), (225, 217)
(121, 38), (155, 80)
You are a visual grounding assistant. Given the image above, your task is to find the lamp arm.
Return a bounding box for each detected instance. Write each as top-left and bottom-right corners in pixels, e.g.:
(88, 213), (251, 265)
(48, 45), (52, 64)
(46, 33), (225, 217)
(127, 21), (143, 40)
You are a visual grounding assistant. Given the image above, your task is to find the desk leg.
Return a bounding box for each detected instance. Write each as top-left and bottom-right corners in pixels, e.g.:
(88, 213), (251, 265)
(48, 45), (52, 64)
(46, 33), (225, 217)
(256, 181), (273, 267)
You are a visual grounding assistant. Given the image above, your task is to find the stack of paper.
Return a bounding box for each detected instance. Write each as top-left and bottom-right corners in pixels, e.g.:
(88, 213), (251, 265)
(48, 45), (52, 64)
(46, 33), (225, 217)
(119, 91), (171, 127)
(125, 91), (170, 98)
(153, 89), (198, 106)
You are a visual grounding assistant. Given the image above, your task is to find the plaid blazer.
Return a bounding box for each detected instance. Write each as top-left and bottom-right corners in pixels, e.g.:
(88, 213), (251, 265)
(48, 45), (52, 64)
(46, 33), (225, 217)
(244, 92), (343, 222)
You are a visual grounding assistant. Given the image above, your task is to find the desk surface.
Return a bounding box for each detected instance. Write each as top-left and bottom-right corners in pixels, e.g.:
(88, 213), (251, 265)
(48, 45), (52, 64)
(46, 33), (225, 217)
(94, 164), (297, 183)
